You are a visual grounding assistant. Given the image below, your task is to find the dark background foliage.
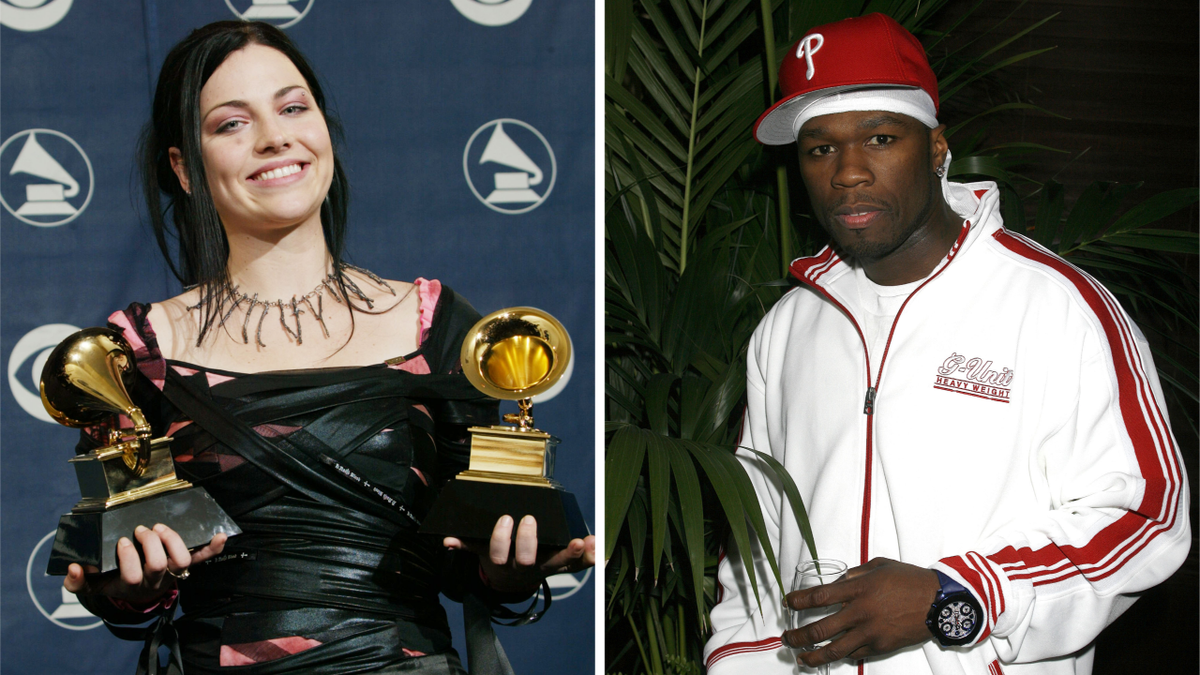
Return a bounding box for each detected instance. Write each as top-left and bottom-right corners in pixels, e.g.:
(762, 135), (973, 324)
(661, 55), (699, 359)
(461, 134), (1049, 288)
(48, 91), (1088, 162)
(926, 2), (1198, 670)
(605, 1), (1198, 673)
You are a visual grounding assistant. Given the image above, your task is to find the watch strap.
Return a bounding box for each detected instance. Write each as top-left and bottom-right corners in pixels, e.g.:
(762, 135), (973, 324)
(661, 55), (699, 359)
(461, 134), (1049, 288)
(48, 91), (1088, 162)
(933, 570), (965, 596)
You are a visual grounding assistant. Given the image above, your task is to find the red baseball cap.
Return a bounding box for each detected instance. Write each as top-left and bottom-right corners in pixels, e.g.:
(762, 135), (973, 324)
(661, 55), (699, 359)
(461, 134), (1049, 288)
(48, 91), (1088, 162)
(753, 13), (940, 145)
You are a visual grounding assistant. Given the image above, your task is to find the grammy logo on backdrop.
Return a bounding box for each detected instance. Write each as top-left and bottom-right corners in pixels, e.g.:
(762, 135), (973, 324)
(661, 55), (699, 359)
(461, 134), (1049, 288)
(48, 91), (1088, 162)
(479, 122), (544, 205)
(9, 132), (79, 217)
(463, 119), (557, 215)
(240, 0), (300, 19)
(224, 0), (313, 27)
(0, 129), (93, 227)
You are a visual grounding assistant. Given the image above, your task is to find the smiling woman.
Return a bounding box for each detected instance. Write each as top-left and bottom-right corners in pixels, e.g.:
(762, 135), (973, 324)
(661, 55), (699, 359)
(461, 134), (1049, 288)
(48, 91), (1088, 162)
(177, 47), (334, 244)
(56, 20), (594, 675)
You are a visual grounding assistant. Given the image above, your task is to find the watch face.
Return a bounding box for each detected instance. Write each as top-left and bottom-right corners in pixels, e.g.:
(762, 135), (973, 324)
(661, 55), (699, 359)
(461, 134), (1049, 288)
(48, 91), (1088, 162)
(937, 599), (978, 641)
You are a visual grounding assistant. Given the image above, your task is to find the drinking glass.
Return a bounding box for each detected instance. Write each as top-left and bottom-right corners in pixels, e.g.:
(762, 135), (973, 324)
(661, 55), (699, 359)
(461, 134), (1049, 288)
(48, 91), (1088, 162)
(788, 558), (847, 675)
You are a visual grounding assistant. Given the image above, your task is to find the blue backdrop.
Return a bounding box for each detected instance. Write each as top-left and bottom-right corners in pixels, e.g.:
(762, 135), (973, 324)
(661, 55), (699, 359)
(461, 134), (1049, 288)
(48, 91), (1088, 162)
(0, 1), (594, 673)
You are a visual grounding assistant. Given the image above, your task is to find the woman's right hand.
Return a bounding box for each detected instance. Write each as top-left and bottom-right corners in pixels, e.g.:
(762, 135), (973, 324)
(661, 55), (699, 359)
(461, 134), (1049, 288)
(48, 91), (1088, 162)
(63, 523), (228, 606)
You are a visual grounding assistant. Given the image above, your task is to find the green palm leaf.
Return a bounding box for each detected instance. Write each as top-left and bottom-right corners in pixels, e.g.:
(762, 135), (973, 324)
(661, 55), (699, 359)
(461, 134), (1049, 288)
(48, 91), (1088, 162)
(605, 3), (1196, 674)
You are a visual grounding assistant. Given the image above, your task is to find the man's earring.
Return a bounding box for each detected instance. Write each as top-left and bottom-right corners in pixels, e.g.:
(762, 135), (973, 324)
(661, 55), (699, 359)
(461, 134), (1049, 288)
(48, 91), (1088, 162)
(935, 165), (946, 178)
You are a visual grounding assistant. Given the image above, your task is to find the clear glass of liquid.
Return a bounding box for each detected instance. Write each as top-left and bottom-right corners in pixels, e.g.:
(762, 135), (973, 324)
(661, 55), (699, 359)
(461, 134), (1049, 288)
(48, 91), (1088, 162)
(789, 559), (848, 674)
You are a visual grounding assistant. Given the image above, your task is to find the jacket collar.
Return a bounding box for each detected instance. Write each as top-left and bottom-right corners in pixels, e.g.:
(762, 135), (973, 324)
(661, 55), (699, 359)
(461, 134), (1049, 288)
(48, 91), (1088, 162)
(788, 178), (1002, 290)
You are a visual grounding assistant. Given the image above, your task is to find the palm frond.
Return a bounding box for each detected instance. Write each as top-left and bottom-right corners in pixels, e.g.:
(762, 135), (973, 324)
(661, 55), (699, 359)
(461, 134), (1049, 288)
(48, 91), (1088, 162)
(604, 3), (1196, 674)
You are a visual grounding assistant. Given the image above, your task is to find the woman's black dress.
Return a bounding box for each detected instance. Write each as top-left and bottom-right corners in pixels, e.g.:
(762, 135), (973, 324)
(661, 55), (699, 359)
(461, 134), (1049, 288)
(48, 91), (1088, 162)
(78, 282), (525, 675)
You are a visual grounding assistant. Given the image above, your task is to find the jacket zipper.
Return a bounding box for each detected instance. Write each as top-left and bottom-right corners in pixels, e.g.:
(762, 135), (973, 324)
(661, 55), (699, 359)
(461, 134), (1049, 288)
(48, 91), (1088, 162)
(792, 223), (971, 574)
(790, 224), (973, 675)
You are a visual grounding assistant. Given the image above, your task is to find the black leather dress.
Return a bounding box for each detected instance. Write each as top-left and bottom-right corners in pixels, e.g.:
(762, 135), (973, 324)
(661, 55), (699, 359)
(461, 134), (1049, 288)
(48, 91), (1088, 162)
(78, 286), (519, 675)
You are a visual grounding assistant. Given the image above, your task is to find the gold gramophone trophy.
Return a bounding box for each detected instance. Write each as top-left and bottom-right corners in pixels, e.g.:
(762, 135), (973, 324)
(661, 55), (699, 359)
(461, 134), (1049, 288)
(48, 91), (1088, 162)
(420, 308), (587, 547)
(40, 327), (240, 575)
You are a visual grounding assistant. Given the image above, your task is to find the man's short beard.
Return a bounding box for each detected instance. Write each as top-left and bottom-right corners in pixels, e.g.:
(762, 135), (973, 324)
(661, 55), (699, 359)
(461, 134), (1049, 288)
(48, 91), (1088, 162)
(820, 158), (939, 264)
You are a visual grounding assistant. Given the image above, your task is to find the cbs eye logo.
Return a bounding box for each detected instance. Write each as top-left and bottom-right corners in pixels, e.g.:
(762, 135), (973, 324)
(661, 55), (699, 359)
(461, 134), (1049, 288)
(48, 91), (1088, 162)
(450, 0), (532, 26)
(8, 324), (80, 423)
(542, 567), (592, 601)
(27, 531), (103, 630)
(0, 0), (73, 32)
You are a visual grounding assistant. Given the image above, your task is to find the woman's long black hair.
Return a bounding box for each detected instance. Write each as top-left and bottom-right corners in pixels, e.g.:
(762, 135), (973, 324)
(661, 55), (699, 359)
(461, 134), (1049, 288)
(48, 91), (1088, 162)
(138, 21), (353, 344)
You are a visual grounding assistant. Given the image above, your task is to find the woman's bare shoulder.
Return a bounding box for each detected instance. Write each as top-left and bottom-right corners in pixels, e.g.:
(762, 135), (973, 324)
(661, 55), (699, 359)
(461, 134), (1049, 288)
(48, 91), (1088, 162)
(342, 270), (420, 315)
(147, 289), (201, 360)
(340, 269), (422, 356)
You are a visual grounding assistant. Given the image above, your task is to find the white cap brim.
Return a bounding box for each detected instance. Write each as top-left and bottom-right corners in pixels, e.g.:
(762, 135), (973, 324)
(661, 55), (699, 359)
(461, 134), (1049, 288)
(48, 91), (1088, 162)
(755, 86), (938, 145)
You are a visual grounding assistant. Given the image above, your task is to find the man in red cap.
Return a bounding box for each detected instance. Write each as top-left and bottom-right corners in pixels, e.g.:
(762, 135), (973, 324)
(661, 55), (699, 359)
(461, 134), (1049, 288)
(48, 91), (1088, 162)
(704, 13), (1189, 675)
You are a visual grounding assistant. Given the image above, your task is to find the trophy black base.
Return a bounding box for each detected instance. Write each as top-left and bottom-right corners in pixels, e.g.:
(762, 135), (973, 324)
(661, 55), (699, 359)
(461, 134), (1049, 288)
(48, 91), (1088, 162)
(420, 480), (588, 548)
(46, 487), (242, 576)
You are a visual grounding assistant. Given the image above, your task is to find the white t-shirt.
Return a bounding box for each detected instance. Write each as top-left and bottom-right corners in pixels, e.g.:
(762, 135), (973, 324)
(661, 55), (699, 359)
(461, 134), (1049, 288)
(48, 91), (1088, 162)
(854, 266), (925, 379)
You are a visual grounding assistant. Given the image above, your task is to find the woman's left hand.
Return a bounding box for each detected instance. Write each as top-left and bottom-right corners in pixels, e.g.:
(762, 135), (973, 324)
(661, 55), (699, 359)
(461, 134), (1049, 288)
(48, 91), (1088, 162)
(444, 515), (596, 594)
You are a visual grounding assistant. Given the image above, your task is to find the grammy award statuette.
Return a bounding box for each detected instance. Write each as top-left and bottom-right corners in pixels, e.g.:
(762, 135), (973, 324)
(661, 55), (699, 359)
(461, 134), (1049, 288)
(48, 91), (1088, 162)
(420, 307), (588, 547)
(40, 327), (240, 575)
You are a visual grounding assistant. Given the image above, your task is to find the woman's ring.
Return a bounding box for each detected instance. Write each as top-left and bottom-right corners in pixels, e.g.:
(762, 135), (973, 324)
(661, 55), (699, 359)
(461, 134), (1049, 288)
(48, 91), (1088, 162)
(166, 567), (190, 581)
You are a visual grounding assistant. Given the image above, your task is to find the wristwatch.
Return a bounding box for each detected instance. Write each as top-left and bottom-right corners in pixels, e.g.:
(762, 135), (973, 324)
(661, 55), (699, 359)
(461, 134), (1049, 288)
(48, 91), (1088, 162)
(925, 570), (983, 647)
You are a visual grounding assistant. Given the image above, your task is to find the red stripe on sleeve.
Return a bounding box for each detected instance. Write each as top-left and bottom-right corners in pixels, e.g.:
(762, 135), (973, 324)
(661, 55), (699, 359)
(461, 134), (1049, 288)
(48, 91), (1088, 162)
(705, 637), (782, 668)
(986, 230), (1183, 584)
(966, 551), (1005, 623)
(939, 556), (994, 641)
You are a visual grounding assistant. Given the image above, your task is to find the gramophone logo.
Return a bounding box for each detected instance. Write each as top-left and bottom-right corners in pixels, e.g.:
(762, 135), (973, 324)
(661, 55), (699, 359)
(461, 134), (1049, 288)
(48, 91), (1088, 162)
(27, 530), (102, 630)
(463, 119), (556, 215)
(543, 566), (592, 601)
(225, 0), (313, 28)
(0, 129), (94, 227)
(0, 0), (72, 32)
(450, 0), (531, 26)
(8, 323), (80, 423)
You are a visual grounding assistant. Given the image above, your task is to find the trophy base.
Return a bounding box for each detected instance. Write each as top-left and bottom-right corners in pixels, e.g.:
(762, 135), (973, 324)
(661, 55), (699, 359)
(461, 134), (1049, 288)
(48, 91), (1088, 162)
(46, 487), (242, 576)
(456, 469), (559, 488)
(419, 480), (588, 548)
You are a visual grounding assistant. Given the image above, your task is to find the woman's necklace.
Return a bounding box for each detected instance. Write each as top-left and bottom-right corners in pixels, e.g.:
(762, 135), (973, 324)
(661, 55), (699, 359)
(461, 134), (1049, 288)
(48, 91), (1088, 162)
(190, 264), (404, 347)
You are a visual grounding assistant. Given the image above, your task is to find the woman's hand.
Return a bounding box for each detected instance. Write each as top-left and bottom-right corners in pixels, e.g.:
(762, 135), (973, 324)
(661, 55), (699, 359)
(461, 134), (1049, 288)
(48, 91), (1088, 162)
(63, 524), (228, 606)
(444, 515), (596, 594)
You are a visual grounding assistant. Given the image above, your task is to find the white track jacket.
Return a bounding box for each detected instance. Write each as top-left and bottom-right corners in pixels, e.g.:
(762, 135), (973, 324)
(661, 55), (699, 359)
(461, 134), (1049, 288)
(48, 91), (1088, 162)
(704, 180), (1190, 675)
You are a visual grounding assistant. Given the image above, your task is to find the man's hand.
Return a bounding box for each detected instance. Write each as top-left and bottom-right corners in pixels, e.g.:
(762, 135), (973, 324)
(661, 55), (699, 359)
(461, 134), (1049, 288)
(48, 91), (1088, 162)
(782, 558), (941, 667)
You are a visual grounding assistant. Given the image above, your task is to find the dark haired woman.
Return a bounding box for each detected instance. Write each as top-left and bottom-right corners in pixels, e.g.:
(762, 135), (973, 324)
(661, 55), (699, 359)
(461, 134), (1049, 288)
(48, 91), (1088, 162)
(60, 21), (593, 675)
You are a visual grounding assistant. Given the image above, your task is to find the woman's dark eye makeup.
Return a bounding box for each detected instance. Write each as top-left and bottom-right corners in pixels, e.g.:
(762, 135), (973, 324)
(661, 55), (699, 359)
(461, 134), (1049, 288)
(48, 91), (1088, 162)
(210, 100), (308, 134)
(215, 118), (244, 133)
